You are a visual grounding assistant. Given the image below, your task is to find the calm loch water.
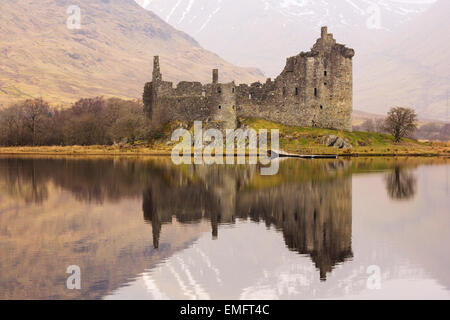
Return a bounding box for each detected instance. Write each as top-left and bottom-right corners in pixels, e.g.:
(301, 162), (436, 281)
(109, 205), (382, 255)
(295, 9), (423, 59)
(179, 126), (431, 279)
(0, 156), (449, 300)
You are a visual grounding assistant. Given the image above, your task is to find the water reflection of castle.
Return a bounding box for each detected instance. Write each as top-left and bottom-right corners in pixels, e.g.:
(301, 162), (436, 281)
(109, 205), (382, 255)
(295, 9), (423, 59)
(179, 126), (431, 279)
(143, 161), (353, 281)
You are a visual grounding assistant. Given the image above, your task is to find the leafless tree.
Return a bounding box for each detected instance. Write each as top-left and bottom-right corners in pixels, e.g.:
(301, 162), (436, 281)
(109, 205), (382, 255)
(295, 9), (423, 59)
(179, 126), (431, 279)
(0, 105), (23, 145)
(22, 98), (50, 145)
(0, 97), (157, 146)
(384, 107), (418, 142)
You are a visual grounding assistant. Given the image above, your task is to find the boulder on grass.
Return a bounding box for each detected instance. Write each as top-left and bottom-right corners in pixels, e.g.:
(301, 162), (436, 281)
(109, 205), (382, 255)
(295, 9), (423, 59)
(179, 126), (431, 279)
(321, 135), (352, 149)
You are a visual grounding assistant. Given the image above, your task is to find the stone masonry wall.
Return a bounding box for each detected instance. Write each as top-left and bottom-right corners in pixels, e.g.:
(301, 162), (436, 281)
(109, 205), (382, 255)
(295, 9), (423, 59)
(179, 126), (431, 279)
(145, 27), (354, 132)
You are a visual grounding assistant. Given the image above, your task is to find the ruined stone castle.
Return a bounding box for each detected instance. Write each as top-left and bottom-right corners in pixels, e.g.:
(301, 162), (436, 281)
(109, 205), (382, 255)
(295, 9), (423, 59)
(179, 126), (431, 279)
(144, 27), (355, 131)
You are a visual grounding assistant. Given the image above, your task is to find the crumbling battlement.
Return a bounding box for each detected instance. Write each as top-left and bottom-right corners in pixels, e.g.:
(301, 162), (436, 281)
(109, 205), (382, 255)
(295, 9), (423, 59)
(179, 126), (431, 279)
(144, 27), (355, 131)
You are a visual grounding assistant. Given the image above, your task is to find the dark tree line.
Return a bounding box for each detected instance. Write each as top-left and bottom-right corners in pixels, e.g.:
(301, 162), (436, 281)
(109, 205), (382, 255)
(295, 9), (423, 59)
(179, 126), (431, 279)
(0, 97), (149, 146)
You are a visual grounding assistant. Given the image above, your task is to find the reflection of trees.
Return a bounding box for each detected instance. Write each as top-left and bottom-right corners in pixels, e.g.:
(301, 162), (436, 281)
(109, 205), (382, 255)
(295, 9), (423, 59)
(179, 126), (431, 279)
(0, 157), (171, 204)
(0, 158), (48, 204)
(385, 166), (417, 200)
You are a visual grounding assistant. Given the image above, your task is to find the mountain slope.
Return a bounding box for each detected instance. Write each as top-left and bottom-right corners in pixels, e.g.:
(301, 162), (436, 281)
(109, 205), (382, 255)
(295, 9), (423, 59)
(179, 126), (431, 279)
(355, 0), (450, 120)
(141, 0), (448, 120)
(0, 0), (264, 106)
(141, 0), (436, 75)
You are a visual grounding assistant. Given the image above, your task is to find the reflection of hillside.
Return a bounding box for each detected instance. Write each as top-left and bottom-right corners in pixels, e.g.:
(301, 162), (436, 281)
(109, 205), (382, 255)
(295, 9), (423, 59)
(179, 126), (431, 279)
(110, 162), (450, 300)
(0, 157), (213, 299)
(0, 157), (355, 281)
(0, 188), (211, 299)
(1, 155), (447, 299)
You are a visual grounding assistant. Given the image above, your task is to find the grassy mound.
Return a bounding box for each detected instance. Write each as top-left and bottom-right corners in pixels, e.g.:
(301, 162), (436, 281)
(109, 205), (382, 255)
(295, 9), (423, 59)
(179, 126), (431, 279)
(241, 118), (449, 156)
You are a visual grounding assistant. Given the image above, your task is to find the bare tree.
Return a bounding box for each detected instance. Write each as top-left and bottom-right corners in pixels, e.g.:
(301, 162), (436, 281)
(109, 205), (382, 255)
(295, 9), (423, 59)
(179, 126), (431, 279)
(22, 98), (50, 145)
(384, 107), (418, 142)
(0, 105), (23, 145)
(107, 99), (147, 144)
(0, 97), (150, 147)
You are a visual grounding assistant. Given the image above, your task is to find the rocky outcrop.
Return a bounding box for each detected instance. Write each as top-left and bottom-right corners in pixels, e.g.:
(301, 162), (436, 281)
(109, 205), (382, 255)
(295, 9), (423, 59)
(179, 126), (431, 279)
(321, 135), (352, 149)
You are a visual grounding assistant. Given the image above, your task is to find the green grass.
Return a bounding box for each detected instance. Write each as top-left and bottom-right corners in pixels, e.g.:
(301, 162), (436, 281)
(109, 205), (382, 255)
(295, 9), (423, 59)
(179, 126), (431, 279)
(241, 118), (449, 156)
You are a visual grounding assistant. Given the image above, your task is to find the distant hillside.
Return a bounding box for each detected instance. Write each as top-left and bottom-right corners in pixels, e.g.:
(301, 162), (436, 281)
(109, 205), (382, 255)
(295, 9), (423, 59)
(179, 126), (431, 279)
(352, 110), (385, 124)
(141, 0), (448, 121)
(142, 0), (435, 76)
(353, 110), (450, 142)
(0, 0), (264, 107)
(355, 0), (450, 120)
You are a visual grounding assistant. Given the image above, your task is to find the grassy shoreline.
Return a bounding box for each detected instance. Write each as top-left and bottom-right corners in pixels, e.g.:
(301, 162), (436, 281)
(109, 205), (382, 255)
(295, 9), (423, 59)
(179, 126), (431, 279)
(0, 145), (448, 157)
(0, 146), (173, 156)
(0, 118), (448, 157)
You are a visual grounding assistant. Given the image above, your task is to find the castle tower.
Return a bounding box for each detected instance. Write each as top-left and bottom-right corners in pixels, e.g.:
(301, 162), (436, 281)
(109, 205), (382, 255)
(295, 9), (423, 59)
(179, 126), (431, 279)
(143, 56), (162, 120)
(270, 26), (354, 131)
(321, 26), (328, 38)
(152, 56), (162, 83)
(308, 26), (354, 131)
(209, 69), (237, 129)
(212, 69), (219, 84)
(145, 56), (164, 120)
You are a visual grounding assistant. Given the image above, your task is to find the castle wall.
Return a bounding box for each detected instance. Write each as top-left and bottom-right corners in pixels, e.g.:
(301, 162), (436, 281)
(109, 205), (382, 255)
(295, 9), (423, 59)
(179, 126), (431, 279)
(175, 81), (203, 96)
(145, 27), (354, 132)
(236, 28), (354, 131)
(157, 96), (210, 122)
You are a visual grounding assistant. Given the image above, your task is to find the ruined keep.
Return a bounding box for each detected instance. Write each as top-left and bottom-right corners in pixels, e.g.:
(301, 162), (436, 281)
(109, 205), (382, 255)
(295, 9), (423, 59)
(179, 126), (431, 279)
(144, 27), (355, 131)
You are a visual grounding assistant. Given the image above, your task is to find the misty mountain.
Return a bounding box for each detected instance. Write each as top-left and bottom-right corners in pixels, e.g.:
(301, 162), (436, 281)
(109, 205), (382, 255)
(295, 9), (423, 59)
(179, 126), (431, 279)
(141, 0), (436, 75)
(141, 0), (448, 120)
(356, 0), (450, 120)
(0, 0), (264, 107)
